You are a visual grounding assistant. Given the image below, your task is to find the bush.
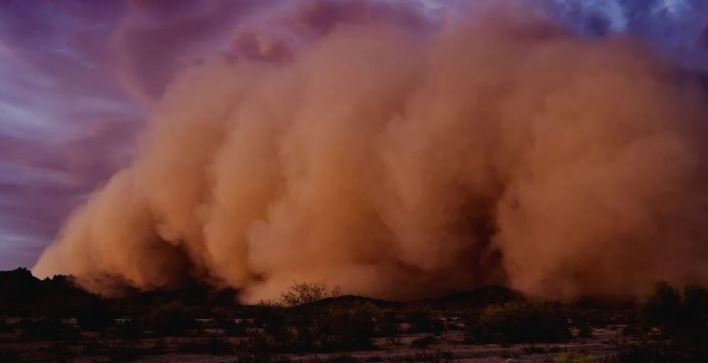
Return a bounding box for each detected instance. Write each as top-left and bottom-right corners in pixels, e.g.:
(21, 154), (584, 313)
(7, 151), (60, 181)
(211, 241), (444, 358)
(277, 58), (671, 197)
(613, 340), (685, 363)
(640, 283), (708, 338)
(47, 341), (76, 361)
(111, 319), (144, 339)
(233, 354), (276, 363)
(390, 350), (455, 362)
(566, 307), (602, 338)
(677, 285), (708, 334)
(252, 301), (380, 353)
(616, 339), (708, 363)
(311, 353), (357, 363)
(306, 302), (380, 351)
(144, 301), (197, 336)
(77, 304), (114, 331)
(0, 348), (20, 363)
(628, 283), (708, 362)
(206, 337), (236, 354)
(218, 318), (250, 336)
(251, 307), (295, 351)
(577, 324), (593, 338)
(18, 318), (78, 341)
(407, 308), (443, 334)
(640, 282), (681, 332)
(524, 345), (547, 354)
(411, 334), (436, 349)
(280, 282), (340, 306)
(555, 353), (597, 363)
(175, 337), (235, 354)
(466, 302), (570, 344)
(375, 310), (400, 336)
(106, 342), (142, 362)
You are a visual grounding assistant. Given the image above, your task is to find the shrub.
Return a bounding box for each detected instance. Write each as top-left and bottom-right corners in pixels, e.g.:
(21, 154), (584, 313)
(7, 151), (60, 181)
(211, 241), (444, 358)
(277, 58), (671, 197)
(682, 285), (708, 311)
(92, 339), (145, 362)
(175, 337), (235, 354)
(466, 302), (570, 344)
(524, 345), (547, 354)
(640, 283), (708, 338)
(310, 353), (358, 363)
(390, 350), (455, 363)
(205, 337), (236, 354)
(150, 338), (167, 354)
(280, 281), (340, 306)
(47, 341), (76, 361)
(566, 307), (600, 338)
(307, 302), (379, 351)
(251, 307), (296, 351)
(253, 301), (380, 353)
(577, 324), (593, 338)
(407, 308), (443, 334)
(144, 301), (197, 336)
(612, 340), (682, 363)
(0, 348), (20, 363)
(82, 339), (108, 356)
(640, 282), (681, 332)
(629, 283), (708, 362)
(233, 354), (277, 363)
(77, 304), (113, 331)
(555, 353), (597, 363)
(218, 318), (250, 336)
(375, 310), (400, 336)
(18, 318), (78, 341)
(111, 319), (144, 339)
(411, 334), (436, 349)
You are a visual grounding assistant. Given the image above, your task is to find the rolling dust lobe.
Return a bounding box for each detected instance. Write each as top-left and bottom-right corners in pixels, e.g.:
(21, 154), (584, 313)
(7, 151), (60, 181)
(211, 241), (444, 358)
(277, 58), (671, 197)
(33, 1), (708, 303)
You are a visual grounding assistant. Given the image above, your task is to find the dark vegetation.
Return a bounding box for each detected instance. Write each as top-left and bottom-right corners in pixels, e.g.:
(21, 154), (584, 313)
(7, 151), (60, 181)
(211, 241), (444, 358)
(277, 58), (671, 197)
(465, 301), (570, 344)
(613, 283), (708, 362)
(1, 268), (707, 362)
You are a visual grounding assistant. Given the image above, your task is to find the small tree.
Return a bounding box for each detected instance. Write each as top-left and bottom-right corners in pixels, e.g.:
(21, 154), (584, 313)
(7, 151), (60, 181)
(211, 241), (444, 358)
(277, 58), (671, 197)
(280, 281), (340, 306)
(640, 282), (708, 338)
(640, 282), (681, 331)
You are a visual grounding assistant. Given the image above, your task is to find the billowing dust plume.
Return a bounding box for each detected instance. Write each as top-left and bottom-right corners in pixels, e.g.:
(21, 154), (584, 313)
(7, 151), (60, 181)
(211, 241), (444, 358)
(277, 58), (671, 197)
(33, 1), (708, 303)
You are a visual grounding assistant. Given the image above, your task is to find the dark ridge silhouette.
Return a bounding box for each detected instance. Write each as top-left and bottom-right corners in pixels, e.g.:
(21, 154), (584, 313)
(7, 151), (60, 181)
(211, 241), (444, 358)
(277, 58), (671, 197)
(1, 269), (529, 315)
(0, 268), (640, 313)
(1, 269), (527, 310)
(113, 277), (240, 308)
(0, 269), (240, 317)
(0, 268), (98, 316)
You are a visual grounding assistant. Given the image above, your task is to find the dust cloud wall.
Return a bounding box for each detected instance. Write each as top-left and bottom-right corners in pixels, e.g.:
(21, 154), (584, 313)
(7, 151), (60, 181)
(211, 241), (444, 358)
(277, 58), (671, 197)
(34, 1), (708, 303)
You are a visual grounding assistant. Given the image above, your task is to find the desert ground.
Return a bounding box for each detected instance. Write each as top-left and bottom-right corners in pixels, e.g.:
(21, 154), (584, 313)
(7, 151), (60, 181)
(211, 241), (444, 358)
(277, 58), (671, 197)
(2, 268), (707, 362)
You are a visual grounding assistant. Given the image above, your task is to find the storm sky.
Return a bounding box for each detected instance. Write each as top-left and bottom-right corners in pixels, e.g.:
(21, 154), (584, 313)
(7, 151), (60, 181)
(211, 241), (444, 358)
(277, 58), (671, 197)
(1, 0), (707, 270)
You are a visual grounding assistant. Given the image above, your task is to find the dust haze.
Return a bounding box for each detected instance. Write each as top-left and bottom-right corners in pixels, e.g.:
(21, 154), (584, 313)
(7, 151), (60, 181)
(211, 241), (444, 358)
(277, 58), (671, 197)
(33, 1), (708, 303)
